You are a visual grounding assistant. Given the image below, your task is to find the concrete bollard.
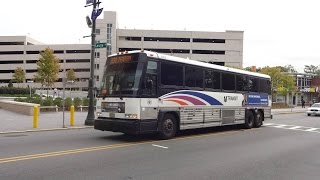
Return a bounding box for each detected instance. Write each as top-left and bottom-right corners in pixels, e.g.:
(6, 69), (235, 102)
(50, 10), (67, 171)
(33, 106), (39, 128)
(70, 105), (75, 126)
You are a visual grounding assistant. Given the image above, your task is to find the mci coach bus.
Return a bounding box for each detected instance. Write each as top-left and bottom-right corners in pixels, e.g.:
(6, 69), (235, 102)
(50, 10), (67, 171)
(94, 50), (272, 139)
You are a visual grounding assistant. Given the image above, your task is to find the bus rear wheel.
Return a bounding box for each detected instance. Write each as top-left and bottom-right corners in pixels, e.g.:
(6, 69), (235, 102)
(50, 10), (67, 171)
(244, 110), (254, 129)
(254, 111), (263, 128)
(158, 114), (177, 139)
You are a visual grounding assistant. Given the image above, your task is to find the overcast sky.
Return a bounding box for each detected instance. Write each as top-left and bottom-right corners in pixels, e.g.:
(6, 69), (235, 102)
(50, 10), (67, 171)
(1, 0), (319, 72)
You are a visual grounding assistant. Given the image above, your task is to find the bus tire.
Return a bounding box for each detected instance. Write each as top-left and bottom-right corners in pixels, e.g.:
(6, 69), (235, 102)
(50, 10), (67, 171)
(158, 114), (177, 140)
(244, 110), (254, 129)
(254, 111), (263, 128)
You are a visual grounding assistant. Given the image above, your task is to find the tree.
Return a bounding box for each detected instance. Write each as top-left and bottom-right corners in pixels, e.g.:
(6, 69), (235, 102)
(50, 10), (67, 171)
(260, 66), (295, 104)
(34, 48), (61, 96)
(243, 67), (252, 71)
(66, 69), (77, 94)
(243, 66), (261, 72)
(304, 65), (318, 74)
(12, 67), (26, 87)
(277, 64), (297, 73)
(66, 69), (77, 82)
(8, 80), (13, 88)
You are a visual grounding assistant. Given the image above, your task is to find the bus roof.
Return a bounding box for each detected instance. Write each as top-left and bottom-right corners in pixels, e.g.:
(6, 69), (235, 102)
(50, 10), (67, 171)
(111, 50), (270, 79)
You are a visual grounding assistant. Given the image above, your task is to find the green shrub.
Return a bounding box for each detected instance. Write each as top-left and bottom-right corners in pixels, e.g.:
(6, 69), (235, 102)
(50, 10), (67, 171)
(25, 97), (34, 103)
(64, 97), (73, 110)
(53, 97), (63, 107)
(31, 96), (42, 104)
(14, 97), (25, 102)
(82, 97), (89, 106)
(0, 87), (31, 95)
(42, 97), (54, 106)
(73, 97), (82, 109)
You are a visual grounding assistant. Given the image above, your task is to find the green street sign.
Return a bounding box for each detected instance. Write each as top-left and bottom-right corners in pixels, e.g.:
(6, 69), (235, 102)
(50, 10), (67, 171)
(95, 43), (107, 48)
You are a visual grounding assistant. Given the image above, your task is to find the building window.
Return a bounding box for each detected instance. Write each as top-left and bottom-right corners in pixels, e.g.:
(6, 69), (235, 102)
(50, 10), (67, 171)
(0, 60), (23, 64)
(66, 50), (90, 53)
(192, 50), (225, 55)
(144, 37), (190, 42)
(192, 38), (225, 43)
(66, 59), (90, 63)
(95, 52), (100, 58)
(96, 29), (100, 35)
(125, 37), (142, 41)
(106, 23), (112, 55)
(0, 51), (24, 55)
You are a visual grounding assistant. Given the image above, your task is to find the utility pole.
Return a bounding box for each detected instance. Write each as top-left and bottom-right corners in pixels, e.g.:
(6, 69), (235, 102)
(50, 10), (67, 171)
(85, 0), (101, 125)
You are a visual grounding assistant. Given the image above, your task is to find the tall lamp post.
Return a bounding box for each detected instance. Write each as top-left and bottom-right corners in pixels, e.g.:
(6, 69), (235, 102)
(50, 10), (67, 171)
(27, 80), (33, 97)
(85, 0), (102, 126)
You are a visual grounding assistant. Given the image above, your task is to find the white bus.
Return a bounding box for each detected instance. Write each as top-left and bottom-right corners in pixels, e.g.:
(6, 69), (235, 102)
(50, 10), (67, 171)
(94, 50), (272, 139)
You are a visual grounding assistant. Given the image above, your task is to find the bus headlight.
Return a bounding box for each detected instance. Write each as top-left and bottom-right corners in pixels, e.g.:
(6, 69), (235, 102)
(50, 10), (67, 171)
(125, 114), (138, 119)
(96, 112), (102, 117)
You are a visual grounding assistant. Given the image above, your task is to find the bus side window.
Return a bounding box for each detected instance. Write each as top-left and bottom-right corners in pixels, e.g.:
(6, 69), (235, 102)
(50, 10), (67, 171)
(142, 61), (157, 96)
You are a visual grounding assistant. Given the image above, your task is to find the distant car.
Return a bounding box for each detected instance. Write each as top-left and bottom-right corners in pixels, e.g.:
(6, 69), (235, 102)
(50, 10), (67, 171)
(307, 103), (320, 116)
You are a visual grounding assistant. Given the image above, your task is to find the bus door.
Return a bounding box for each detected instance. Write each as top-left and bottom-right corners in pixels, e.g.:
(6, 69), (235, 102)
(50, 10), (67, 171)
(141, 61), (158, 96)
(140, 60), (158, 120)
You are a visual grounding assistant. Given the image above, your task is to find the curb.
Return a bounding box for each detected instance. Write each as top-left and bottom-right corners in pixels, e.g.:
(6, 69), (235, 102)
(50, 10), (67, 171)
(272, 111), (305, 115)
(0, 126), (93, 135)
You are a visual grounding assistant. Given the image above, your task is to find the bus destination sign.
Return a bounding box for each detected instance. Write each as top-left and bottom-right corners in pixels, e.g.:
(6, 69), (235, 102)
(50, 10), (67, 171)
(110, 55), (133, 64)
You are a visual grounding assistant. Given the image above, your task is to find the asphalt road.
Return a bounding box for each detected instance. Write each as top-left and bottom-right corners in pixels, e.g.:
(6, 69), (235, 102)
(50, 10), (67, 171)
(1, 113), (320, 180)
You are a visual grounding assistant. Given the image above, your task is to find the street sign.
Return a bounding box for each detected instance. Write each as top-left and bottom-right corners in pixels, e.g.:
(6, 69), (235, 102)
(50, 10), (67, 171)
(86, 0), (94, 5)
(95, 43), (107, 48)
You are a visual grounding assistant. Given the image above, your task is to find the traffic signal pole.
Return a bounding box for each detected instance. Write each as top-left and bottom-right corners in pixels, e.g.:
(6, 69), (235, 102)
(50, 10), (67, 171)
(85, 0), (97, 126)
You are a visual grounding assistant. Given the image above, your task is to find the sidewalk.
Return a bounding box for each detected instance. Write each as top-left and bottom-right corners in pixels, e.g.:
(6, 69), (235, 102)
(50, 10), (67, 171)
(0, 109), (90, 133)
(271, 106), (306, 115)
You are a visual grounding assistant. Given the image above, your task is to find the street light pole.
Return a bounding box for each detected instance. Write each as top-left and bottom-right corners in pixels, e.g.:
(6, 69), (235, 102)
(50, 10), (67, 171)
(85, 0), (98, 126)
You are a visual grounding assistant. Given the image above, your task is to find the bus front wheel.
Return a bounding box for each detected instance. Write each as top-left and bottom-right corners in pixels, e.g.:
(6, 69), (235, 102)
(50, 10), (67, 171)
(158, 114), (177, 139)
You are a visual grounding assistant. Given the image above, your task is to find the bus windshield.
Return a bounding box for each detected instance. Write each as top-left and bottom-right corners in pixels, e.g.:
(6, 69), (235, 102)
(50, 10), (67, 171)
(100, 54), (142, 97)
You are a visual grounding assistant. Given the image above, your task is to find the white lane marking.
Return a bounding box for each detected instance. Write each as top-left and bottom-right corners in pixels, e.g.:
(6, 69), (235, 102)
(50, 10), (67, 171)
(264, 123), (274, 126)
(152, 144), (168, 149)
(264, 123), (320, 134)
(287, 126), (302, 130)
(305, 128), (319, 132)
(273, 124), (288, 128)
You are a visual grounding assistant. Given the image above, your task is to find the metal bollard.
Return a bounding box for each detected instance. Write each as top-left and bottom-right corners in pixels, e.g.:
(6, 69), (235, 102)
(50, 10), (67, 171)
(33, 106), (39, 128)
(70, 105), (75, 126)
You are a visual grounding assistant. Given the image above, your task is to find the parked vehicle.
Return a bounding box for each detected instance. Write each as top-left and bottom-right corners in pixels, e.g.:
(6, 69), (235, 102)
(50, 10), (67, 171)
(307, 103), (320, 116)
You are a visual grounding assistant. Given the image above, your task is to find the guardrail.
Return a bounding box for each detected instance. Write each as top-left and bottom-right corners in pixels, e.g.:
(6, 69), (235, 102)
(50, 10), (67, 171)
(39, 105), (59, 112)
(30, 105), (95, 112)
(78, 105), (96, 112)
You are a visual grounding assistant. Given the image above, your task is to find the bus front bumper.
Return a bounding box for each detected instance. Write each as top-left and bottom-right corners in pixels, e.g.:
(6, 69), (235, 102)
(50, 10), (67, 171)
(94, 118), (158, 135)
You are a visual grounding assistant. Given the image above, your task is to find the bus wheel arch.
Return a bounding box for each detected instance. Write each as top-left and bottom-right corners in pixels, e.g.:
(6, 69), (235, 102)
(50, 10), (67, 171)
(158, 112), (179, 139)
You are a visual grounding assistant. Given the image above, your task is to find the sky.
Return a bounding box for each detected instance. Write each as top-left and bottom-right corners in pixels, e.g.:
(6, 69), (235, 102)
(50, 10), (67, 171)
(1, 0), (320, 72)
